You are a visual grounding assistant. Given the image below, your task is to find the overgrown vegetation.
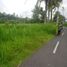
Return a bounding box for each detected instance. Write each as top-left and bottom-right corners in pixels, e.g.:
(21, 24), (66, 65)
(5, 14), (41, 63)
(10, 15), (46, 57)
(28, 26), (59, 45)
(0, 23), (57, 67)
(64, 22), (67, 26)
(0, 0), (65, 67)
(33, 0), (63, 22)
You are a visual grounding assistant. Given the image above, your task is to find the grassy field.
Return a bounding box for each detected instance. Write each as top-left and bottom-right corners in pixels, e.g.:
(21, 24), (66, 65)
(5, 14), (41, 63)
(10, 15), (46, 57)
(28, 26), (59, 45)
(0, 23), (57, 67)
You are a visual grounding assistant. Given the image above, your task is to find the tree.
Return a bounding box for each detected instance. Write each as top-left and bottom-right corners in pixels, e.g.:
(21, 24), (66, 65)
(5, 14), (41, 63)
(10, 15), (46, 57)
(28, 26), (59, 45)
(34, 0), (63, 23)
(53, 11), (65, 22)
(32, 5), (46, 23)
(32, 6), (40, 22)
(47, 0), (62, 21)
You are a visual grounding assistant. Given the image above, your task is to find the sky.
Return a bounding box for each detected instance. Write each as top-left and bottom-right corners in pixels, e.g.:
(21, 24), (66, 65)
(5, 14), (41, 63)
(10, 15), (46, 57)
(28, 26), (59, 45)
(0, 0), (67, 18)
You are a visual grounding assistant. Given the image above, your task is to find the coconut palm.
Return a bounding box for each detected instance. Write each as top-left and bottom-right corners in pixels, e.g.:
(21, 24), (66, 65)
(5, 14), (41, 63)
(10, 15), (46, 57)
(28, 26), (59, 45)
(34, 0), (63, 22)
(47, 0), (62, 21)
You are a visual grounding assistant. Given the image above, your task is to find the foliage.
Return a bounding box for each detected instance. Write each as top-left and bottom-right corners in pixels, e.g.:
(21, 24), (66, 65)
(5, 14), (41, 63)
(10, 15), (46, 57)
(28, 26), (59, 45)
(53, 11), (65, 22)
(0, 12), (34, 23)
(34, 0), (63, 22)
(64, 22), (67, 26)
(0, 23), (57, 67)
(0, 12), (18, 22)
(32, 6), (40, 21)
(32, 5), (46, 23)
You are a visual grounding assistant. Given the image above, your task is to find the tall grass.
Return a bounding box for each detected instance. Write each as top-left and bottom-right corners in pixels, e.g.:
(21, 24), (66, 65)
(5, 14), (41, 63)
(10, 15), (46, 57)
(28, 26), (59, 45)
(0, 23), (56, 67)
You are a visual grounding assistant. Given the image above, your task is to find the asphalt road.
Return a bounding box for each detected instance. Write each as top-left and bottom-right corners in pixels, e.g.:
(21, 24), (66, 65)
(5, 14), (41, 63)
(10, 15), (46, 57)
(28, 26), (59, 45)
(19, 28), (67, 67)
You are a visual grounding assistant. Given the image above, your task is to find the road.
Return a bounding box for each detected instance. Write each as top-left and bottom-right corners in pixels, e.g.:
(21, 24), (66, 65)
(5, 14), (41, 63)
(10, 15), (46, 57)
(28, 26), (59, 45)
(19, 28), (67, 67)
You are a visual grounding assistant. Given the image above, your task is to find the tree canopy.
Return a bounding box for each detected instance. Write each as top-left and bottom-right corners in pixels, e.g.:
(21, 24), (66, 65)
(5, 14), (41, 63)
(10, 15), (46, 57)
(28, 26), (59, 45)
(33, 0), (63, 23)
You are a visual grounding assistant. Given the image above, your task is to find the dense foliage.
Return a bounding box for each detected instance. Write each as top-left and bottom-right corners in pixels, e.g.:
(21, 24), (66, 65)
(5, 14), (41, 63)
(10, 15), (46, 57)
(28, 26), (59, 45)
(0, 23), (57, 67)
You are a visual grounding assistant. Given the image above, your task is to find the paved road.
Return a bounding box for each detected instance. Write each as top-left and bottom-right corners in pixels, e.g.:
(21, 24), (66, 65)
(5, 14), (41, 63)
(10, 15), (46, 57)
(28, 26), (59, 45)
(19, 28), (67, 67)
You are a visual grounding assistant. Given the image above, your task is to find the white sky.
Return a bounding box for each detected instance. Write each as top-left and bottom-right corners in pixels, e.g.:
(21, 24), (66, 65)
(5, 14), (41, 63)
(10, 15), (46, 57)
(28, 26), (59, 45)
(0, 0), (67, 18)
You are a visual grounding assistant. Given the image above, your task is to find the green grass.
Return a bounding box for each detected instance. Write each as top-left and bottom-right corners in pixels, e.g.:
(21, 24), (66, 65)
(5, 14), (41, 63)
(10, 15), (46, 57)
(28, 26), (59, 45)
(64, 22), (67, 27)
(0, 23), (57, 67)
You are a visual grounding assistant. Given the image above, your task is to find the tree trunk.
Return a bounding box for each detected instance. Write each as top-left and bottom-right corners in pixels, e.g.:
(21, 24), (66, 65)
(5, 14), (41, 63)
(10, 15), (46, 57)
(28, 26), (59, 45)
(48, 10), (50, 22)
(44, 0), (48, 23)
(51, 9), (53, 21)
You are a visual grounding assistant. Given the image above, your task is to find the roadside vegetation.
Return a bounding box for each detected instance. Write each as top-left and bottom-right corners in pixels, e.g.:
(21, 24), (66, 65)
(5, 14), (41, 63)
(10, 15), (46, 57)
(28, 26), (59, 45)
(64, 22), (67, 27)
(0, 23), (57, 67)
(0, 0), (65, 67)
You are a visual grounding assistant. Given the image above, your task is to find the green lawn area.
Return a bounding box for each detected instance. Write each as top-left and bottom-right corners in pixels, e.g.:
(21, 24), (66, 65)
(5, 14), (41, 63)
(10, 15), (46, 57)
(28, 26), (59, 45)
(0, 23), (57, 67)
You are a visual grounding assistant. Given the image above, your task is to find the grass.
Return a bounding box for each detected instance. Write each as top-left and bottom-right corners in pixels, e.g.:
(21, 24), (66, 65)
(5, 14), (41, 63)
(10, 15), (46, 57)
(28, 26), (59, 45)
(0, 23), (57, 67)
(64, 22), (67, 27)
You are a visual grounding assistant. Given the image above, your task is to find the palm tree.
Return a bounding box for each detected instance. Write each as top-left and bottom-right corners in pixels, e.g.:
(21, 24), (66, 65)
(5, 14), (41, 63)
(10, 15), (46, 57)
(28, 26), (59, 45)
(47, 0), (62, 21)
(34, 0), (63, 22)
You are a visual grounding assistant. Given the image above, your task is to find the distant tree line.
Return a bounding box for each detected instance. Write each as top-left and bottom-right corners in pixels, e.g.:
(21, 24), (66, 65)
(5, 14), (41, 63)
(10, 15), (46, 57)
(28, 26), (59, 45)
(0, 12), (20, 23)
(0, 9), (66, 24)
(0, 12), (33, 23)
(0, 12), (44, 23)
